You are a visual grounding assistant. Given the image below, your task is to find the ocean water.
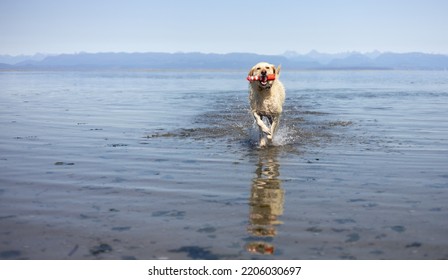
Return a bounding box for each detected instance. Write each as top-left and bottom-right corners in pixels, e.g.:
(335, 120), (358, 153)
(0, 70), (447, 259)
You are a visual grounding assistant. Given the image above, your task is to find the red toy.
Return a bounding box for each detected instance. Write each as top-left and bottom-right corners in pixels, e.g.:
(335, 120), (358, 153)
(246, 74), (276, 82)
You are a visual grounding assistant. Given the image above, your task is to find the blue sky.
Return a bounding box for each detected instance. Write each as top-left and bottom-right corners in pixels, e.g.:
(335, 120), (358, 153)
(1, 0), (447, 55)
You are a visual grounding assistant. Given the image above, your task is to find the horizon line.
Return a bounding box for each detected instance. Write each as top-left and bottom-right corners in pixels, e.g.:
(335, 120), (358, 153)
(2, 50), (448, 57)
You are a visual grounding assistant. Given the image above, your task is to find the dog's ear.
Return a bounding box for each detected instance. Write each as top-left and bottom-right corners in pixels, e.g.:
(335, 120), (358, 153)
(248, 67), (255, 77)
(276, 65), (281, 76)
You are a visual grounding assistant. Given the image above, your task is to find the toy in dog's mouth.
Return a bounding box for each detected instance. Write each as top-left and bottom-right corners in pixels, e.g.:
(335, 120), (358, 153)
(247, 73), (276, 87)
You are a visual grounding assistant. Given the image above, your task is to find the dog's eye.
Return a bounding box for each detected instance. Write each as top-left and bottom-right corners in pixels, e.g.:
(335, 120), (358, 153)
(266, 66), (270, 69)
(256, 67), (261, 70)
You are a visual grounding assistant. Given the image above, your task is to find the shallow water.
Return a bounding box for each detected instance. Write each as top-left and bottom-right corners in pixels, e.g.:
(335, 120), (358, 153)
(1, 70), (447, 259)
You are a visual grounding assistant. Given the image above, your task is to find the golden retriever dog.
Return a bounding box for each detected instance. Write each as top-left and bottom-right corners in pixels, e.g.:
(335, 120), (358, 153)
(248, 62), (285, 147)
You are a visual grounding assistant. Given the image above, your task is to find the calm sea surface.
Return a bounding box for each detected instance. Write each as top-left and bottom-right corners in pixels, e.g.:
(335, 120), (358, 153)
(1, 70), (447, 259)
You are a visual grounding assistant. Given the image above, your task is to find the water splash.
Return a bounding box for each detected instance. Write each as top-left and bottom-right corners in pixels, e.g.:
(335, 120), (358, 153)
(272, 125), (300, 146)
(144, 92), (352, 153)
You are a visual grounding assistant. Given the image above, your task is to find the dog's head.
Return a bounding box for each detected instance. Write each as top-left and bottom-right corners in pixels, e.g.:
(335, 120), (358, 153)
(248, 62), (281, 89)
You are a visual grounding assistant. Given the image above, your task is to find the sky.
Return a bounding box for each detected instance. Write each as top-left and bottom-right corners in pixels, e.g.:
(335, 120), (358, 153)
(1, 0), (447, 55)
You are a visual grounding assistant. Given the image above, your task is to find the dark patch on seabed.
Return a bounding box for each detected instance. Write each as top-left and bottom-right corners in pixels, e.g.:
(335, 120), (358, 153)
(143, 92), (353, 152)
(168, 246), (219, 260)
(168, 246), (238, 260)
(1, 250), (22, 259)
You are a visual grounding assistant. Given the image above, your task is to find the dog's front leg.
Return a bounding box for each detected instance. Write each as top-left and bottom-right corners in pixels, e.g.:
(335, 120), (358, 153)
(253, 112), (271, 136)
(267, 115), (280, 141)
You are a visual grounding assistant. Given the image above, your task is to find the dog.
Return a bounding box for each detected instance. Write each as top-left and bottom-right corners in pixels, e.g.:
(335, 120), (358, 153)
(248, 62), (285, 147)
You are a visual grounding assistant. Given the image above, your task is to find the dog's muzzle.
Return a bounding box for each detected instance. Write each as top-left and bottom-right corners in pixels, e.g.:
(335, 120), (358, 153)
(260, 73), (268, 86)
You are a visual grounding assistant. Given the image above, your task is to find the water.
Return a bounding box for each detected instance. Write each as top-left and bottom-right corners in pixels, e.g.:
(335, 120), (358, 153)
(0, 70), (447, 259)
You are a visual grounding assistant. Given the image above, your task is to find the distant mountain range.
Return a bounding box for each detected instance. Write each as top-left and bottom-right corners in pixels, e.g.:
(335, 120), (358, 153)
(1, 51), (448, 70)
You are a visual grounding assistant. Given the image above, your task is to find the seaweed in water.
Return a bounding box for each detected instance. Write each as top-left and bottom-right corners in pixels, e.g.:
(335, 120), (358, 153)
(90, 243), (113, 256)
(168, 246), (219, 260)
(0, 250), (21, 259)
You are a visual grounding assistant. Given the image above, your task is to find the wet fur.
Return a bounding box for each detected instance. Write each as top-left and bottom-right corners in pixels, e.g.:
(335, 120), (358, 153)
(248, 62), (285, 147)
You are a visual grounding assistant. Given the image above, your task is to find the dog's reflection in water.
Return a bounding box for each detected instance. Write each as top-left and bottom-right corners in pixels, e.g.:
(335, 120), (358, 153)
(246, 147), (284, 255)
